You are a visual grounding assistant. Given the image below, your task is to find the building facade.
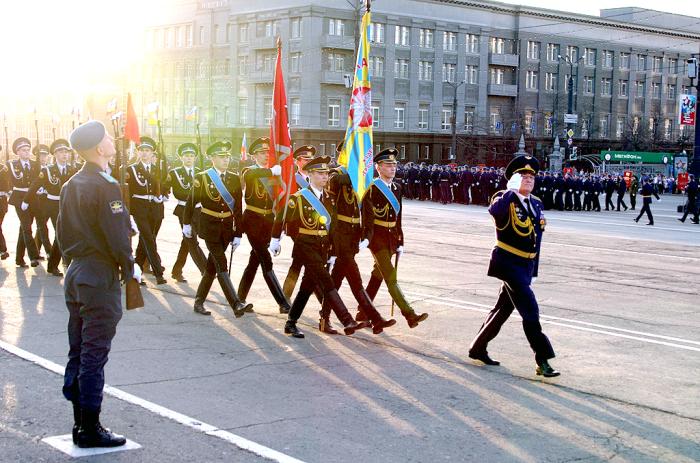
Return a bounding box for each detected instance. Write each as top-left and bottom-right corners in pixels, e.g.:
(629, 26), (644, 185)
(134, 0), (700, 166)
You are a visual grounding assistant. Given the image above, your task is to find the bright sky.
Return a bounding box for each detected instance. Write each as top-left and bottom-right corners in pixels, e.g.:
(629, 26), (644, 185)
(511, 0), (699, 18)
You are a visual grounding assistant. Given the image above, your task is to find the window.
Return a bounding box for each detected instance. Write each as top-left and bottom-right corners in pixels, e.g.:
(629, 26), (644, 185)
(653, 56), (662, 73)
(329, 19), (345, 36)
(399, 145), (406, 160)
(635, 81), (645, 97)
(546, 43), (559, 62)
(490, 110), (502, 134)
(328, 99), (341, 127)
(418, 104), (429, 129)
(223, 106), (229, 125)
(422, 145), (431, 160)
(527, 41), (539, 60)
(226, 23), (233, 43)
(464, 106), (475, 132)
(441, 106), (452, 130)
(443, 31), (457, 51)
(263, 98), (273, 125)
(238, 55), (249, 75)
(566, 45), (578, 62)
(369, 56), (384, 77)
(395, 26), (409, 46)
(600, 115), (609, 138)
(419, 28), (433, 48)
(291, 18), (302, 39)
(664, 119), (672, 140)
(524, 112), (534, 135)
(602, 50), (613, 68)
(290, 98), (300, 125)
(371, 106), (380, 128)
(175, 26), (183, 47)
(619, 79), (628, 97)
(648, 117), (656, 134)
(328, 52), (345, 72)
(544, 112), (553, 136)
(199, 26), (205, 45)
(264, 21), (279, 38)
(467, 34), (479, 53)
(394, 103), (406, 129)
(490, 37), (505, 54)
(544, 72), (557, 91)
(616, 117), (625, 139)
(581, 118), (589, 138)
(186, 25), (193, 47)
(213, 106), (219, 125)
(418, 61), (433, 81)
(637, 55), (646, 71)
(564, 75), (577, 93)
(490, 68), (504, 84)
(239, 23), (248, 42)
(165, 27), (172, 48)
(668, 58), (677, 74)
(370, 23), (385, 44)
(290, 53), (301, 73)
(584, 76), (594, 94)
(258, 53), (275, 73)
(601, 78), (611, 96)
(667, 83), (676, 99)
(584, 48), (596, 66)
(620, 52), (630, 69)
(442, 63), (456, 83)
(652, 82), (660, 98)
(394, 59), (409, 79)
(465, 65), (478, 84)
(224, 58), (230, 75)
(526, 70), (538, 90)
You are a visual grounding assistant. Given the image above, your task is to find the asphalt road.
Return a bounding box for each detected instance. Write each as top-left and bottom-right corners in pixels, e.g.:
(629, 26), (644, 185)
(0, 192), (698, 462)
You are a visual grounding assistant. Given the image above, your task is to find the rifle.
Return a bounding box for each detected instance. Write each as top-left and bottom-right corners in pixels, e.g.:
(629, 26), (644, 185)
(111, 114), (130, 209)
(3, 115), (8, 163)
(195, 122), (204, 171)
(34, 113), (40, 147)
(155, 119), (166, 197)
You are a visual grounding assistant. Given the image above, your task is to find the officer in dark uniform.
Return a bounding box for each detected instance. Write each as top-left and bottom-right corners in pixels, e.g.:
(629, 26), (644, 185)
(183, 141), (252, 316)
(679, 174), (698, 223)
(419, 163), (431, 201)
(553, 172), (565, 211)
(127, 136), (167, 284)
(167, 143), (207, 282)
(361, 149), (428, 328)
(616, 175), (628, 211)
(326, 162), (396, 335)
(270, 156), (361, 339)
(0, 151), (9, 260)
(563, 173), (574, 211)
(542, 171), (554, 210)
(573, 174), (583, 211)
(430, 164), (441, 202)
(57, 120), (138, 448)
(24, 139), (77, 276)
(592, 176), (603, 211)
(8, 137), (41, 267)
(468, 155), (559, 377)
(237, 137), (291, 314)
(439, 165), (452, 204)
(604, 174), (616, 211)
(30, 144), (53, 258)
(407, 162), (420, 200)
(629, 175), (639, 210)
(461, 166), (473, 205)
(634, 178), (660, 225)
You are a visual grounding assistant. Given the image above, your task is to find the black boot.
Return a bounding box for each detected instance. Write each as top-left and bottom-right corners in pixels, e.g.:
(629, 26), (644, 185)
(193, 271), (215, 315)
(262, 270), (292, 314)
(218, 272), (252, 318)
(357, 289), (396, 335)
(284, 320), (305, 338)
(237, 264), (257, 302)
(324, 289), (360, 335)
(77, 408), (126, 448)
(72, 403), (81, 445)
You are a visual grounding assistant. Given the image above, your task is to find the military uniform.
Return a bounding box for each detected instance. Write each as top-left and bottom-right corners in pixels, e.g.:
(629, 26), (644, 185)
(616, 177), (628, 211)
(361, 149), (428, 328)
(0, 158), (10, 259)
(629, 176), (639, 210)
(31, 144), (53, 258)
(8, 137), (41, 266)
(166, 143), (207, 281)
(634, 180), (660, 225)
(25, 139), (77, 275)
(468, 155), (559, 377)
(236, 137), (291, 313)
(183, 141), (251, 316)
(679, 176), (698, 223)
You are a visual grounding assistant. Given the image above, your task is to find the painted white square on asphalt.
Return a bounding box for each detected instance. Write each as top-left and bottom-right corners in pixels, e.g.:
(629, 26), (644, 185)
(42, 434), (141, 457)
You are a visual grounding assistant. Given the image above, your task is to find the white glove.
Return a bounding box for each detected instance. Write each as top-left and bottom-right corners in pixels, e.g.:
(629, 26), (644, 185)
(268, 237), (281, 257)
(231, 237), (241, 251)
(657, 199), (661, 202)
(270, 165), (282, 176)
(358, 239), (369, 250)
(182, 224), (193, 238)
(152, 195), (163, 204)
(327, 256), (337, 266)
(507, 173), (522, 191)
(132, 264), (142, 284)
(130, 216), (139, 235)
(396, 246), (404, 257)
(20, 202), (29, 211)
(531, 277), (537, 285)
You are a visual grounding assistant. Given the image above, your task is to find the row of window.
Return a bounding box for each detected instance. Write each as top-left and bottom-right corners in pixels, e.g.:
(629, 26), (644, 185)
(525, 71), (687, 98)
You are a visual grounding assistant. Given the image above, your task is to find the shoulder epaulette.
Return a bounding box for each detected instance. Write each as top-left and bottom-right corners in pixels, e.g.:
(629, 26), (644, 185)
(98, 172), (118, 184)
(530, 194), (542, 203)
(490, 190), (506, 205)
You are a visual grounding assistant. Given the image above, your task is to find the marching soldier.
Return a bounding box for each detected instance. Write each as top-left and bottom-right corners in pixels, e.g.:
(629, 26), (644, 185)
(629, 174), (639, 210)
(419, 163), (431, 201)
(430, 164), (441, 202)
(166, 143), (207, 282)
(361, 148), (429, 328)
(634, 178), (660, 226)
(616, 175), (628, 211)
(58, 120), (140, 448)
(31, 144), (53, 258)
(604, 174), (616, 211)
(0, 148), (9, 260)
(270, 156), (361, 339)
(237, 137), (291, 314)
(468, 155), (559, 377)
(24, 139), (77, 276)
(573, 174), (583, 211)
(564, 172), (574, 211)
(182, 141), (252, 316)
(8, 137), (41, 267)
(678, 174), (698, 223)
(127, 136), (167, 285)
(439, 165), (451, 204)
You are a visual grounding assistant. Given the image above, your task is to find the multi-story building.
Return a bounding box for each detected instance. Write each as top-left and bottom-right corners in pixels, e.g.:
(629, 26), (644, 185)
(135, 0), (700, 165)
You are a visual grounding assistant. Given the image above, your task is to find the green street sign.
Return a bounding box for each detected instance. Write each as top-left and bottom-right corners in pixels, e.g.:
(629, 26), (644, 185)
(600, 151), (673, 164)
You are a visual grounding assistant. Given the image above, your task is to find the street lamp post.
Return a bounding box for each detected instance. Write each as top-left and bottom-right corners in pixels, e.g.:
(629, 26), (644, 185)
(446, 80), (465, 161)
(558, 54), (584, 161)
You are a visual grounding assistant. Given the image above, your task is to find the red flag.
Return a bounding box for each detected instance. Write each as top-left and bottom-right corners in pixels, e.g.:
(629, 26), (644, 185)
(268, 40), (295, 213)
(124, 93), (140, 144)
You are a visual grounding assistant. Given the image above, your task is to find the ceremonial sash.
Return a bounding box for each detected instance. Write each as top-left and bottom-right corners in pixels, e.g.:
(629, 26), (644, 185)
(299, 189), (331, 228)
(295, 172), (309, 189)
(249, 165), (275, 198)
(206, 168), (236, 213)
(372, 179), (400, 215)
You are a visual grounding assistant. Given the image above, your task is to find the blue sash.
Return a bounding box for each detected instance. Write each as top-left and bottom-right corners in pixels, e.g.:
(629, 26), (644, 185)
(372, 179), (400, 215)
(295, 172), (309, 189)
(206, 168), (236, 213)
(299, 189), (331, 228)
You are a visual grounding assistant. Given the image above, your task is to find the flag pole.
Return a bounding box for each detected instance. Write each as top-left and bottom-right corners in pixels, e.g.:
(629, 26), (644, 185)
(275, 36), (294, 231)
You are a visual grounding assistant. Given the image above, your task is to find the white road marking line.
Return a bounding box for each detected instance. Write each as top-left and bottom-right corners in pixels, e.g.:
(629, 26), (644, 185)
(0, 339), (306, 463)
(403, 291), (700, 352)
